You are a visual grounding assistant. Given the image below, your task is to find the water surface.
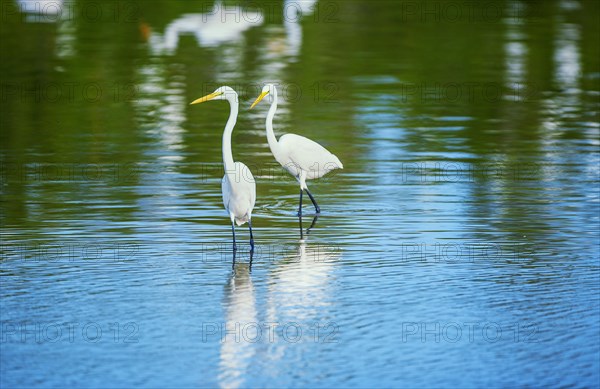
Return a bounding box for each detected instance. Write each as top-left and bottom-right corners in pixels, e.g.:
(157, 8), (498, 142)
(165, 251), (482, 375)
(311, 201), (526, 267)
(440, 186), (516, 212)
(1, 1), (599, 387)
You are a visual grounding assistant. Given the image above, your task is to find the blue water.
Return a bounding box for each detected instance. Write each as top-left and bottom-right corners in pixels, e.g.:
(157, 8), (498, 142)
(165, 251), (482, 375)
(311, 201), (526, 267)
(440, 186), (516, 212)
(1, 0), (599, 387)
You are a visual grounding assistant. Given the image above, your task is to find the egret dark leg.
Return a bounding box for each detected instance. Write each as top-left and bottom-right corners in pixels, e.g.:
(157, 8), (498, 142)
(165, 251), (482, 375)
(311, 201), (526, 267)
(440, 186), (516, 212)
(248, 219), (255, 252)
(306, 214), (319, 236)
(249, 249), (254, 271)
(305, 188), (320, 213)
(298, 212), (304, 240)
(231, 222), (237, 252)
(297, 189), (303, 216)
(231, 248), (236, 269)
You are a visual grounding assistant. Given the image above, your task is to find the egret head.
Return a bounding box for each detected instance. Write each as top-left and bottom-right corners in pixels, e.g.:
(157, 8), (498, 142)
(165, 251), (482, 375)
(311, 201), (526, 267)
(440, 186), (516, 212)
(190, 86), (237, 105)
(250, 83), (277, 109)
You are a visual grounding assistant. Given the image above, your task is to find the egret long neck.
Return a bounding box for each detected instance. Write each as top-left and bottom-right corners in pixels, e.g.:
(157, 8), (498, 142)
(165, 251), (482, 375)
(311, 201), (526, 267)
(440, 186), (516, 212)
(222, 99), (238, 178)
(265, 91), (280, 156)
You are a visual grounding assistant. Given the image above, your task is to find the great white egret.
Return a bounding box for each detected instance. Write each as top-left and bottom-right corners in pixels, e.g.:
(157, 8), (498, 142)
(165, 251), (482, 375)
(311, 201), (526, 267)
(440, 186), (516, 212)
(250, 84), (343, 216)
(191, 86), (256, 251)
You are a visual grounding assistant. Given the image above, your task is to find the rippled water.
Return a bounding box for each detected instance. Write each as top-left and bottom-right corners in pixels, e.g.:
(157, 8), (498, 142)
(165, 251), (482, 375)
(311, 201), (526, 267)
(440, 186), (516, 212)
(1, 1), (599, 388)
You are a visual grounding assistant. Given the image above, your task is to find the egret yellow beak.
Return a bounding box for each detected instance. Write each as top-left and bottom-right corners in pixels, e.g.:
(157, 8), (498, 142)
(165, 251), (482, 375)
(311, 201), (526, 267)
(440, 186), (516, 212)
(190, 91), (223, 105)
(250, 91), (269, 109)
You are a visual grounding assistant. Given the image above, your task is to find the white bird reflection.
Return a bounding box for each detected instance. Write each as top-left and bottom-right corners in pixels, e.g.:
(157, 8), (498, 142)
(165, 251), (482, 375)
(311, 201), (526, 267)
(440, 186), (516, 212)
(147, 0), (263, 56)
(265, 217), (339, 323)
(218, 255), (256, 389)
(217, 217), (340, 388)
(259, 222), (340, 380)
(15, 0), (64, 22)
(553, 22), (581, 92)
(503, 1), (528, 92)
(260, 0), (317, 72)
(136, 1), (265, 162)
(15, 0), (75, 59)
(540, 8), (582, 136)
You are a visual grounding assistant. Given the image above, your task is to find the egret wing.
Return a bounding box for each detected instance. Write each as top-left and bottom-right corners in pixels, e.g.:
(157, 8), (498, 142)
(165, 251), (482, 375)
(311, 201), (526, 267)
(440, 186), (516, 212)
(279, 133), (343, 179)
(222, 162), (256, 225)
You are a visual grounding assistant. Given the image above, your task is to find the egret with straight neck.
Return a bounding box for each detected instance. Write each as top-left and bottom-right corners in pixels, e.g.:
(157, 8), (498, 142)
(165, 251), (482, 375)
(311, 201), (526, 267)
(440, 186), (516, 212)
(191, 86), (256, 251)
(250, 84), (343, 216)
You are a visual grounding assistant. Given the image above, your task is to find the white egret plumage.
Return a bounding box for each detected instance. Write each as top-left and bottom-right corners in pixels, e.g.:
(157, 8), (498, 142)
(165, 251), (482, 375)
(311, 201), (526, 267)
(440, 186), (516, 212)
(250, 84), (343, 215)
(191, 86), (256, 251)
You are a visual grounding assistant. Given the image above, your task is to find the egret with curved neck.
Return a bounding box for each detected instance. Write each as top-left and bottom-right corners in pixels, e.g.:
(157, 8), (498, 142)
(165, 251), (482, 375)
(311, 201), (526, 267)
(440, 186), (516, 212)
(250, 84), (343, 216)
(191, 86), (256, 251)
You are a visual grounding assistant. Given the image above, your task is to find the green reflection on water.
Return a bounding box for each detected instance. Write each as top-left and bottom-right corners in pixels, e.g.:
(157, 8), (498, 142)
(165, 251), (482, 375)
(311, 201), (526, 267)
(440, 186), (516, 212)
(1, 0), (598, 231)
